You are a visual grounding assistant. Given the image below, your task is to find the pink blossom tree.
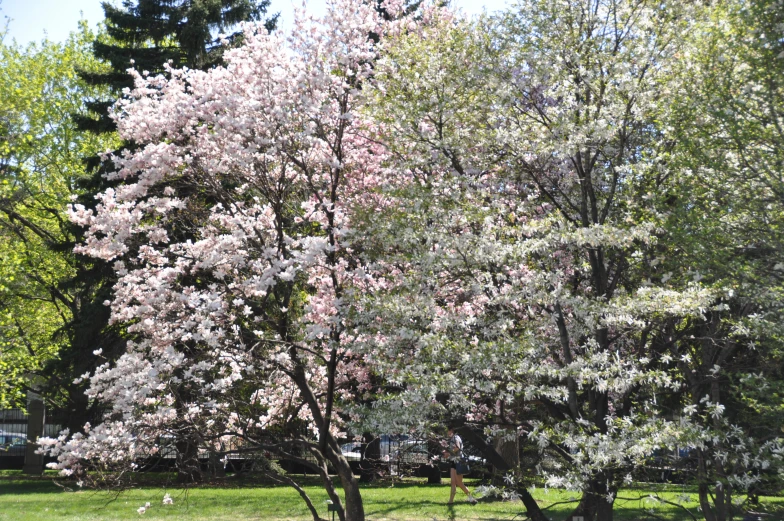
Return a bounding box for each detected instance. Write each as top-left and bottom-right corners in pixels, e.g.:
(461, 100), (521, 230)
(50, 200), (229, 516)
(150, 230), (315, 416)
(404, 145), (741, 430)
(40, 1), (410, 520)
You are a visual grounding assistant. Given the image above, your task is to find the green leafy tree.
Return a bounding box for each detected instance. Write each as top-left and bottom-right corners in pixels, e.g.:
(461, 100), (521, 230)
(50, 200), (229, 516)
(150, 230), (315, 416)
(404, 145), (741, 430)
(658, 0), (784, 518)
(0, 24), (119, 413)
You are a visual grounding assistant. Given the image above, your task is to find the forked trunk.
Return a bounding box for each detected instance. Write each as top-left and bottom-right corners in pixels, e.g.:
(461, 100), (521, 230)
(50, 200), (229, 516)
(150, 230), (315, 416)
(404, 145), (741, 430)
(518, 487), (549, 521)
(698, 480), (733, 521)
(325, 441), (365, 521)
(453, 425), (547, 520)
(290, 349), (364, 520)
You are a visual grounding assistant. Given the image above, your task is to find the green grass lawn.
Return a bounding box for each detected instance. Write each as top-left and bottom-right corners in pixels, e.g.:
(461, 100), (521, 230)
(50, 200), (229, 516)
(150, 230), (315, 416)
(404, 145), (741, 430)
(0, 472), (781, 521)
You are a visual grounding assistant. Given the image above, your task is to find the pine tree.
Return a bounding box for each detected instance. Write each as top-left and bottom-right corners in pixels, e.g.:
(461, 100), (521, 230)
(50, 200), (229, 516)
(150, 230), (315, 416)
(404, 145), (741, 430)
(75, 0), (276, 138)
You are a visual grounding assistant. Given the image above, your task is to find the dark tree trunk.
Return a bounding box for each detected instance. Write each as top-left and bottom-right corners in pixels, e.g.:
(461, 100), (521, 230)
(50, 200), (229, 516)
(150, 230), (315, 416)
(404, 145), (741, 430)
(492, 426), (519, 486)
(263, 469), (326, 521)
(359, 433), (382, 483)
(176, 435), (203, 483)
(517, 486), (549, 521)
(62, 391), (93, 436)
(312, 452), (347, 521)
(208, 450), (225, 478)
(291, 361), (365, 521)
(326, 442), (365, 521)
(568, 477), (617, 521)
(455, 425), (548, 521)
(425, 436), (442, 485)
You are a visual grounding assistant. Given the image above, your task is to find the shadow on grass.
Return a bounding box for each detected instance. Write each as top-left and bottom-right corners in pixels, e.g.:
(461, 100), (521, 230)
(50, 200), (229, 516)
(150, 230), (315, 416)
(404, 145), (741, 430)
(0, 470), (476, 491)
(0, 480), (70, 495)
(126, 473), (474, 491)
(364, 498), (450, 516)
(365, 497), (519, 521)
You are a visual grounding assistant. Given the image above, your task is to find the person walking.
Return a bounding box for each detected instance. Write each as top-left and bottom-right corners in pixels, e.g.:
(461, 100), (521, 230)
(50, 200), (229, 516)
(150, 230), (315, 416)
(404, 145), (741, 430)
(444, 427), (477, 504)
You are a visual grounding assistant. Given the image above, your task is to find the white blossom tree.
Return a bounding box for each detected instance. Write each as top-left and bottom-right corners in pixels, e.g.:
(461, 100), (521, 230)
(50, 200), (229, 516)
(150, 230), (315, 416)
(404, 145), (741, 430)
(354, 2), (725, 519)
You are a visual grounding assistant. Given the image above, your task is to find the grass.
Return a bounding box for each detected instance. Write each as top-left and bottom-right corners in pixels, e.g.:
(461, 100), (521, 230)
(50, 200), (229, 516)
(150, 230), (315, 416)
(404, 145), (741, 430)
(0, 471), (782, 521)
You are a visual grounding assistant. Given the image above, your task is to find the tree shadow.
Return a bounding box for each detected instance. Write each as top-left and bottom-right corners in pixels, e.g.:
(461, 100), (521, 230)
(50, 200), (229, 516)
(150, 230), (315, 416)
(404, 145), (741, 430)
(0, 480), (63, 495)
(365, 498), (517, 521)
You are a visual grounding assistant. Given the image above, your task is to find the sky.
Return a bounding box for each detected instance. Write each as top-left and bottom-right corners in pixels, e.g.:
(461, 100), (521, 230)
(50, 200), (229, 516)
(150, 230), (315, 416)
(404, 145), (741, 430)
(1, 0), (510, 46)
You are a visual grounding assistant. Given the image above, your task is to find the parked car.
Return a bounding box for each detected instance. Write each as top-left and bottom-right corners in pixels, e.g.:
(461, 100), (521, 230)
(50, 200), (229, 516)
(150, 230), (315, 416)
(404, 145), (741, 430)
(340, 442), (363, 461)
(0, 431), (26, 455)
(388, 440), (431, 465)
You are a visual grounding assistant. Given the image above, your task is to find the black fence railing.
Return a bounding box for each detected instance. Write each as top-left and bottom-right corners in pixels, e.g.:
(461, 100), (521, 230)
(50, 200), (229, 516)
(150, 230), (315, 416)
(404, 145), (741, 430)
(0, 408), (486, 478)
(340, 435), (434, 474)
(0, 408), (28, 459)
(0, 408), (64, 469)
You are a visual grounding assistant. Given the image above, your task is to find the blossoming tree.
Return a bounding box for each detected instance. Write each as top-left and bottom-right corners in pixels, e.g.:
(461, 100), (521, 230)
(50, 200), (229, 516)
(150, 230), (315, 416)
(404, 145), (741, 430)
(40, 2), (409, 520)
(355, 2), (727, 519)
(36, 1), (784, 520)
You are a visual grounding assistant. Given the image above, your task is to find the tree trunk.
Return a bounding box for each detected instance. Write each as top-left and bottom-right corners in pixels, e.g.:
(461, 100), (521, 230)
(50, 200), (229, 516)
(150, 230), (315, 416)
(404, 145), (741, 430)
(176, 435), (203, 483)
(208, 450), (225, 478)
(698, 449), (719, 521)
(327, 442), (365, 521)
(425, 437), (442, 484)
(359, 433), (381, 483)
(698, 480), (732, 521)
(264, 469), (326, 521)
(312, 454), (347, 521)
(492, 427), (519, 486)
(596, 493), (615, 521)
(290, 349), (364, 520)
(455, 425), (547, 521)
(62, 391), (92, 436)
(517, 486), (549, 521)
(568, 477), (617, 521)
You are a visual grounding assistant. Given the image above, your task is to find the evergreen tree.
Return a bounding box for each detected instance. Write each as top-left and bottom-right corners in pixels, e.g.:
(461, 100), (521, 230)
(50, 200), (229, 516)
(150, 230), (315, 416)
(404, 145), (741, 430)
(74, 0), (277, 138)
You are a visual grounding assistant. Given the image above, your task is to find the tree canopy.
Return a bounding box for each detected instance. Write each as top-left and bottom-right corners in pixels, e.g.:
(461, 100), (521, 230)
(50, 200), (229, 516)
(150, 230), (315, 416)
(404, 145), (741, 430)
(19, 1), (784, 521)
(0, 23), (118, 410)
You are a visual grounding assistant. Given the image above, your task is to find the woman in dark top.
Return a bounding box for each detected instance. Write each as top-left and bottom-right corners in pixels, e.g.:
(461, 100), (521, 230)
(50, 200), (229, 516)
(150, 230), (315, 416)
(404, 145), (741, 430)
(444, 427), (476, 504)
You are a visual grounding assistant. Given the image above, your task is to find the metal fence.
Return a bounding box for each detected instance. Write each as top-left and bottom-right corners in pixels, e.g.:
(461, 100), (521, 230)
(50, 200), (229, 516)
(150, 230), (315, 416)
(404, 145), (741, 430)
(0, 409), (482, 478)
(338, 434), (486, 478)
(340, 435), (432, 473)
(0, 407), (63, 470)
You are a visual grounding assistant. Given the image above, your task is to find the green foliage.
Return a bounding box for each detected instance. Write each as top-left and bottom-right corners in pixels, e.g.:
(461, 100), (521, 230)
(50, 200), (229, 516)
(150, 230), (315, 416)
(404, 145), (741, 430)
(663, 0), (784, 437)
(0, 23), (119, 409)
(664, 0), (784, 293)
(651, 0), (784, 514)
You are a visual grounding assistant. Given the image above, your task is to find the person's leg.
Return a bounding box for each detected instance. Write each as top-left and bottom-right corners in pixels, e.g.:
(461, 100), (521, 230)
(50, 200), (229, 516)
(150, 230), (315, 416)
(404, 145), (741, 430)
(455, 473), (470, 496)
(449, 468), (457, 503)
(456, 474), (476, 502)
